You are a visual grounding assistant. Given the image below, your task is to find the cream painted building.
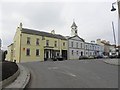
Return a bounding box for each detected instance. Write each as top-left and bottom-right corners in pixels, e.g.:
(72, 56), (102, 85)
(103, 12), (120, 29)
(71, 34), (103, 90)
(6, 23), (67, 63)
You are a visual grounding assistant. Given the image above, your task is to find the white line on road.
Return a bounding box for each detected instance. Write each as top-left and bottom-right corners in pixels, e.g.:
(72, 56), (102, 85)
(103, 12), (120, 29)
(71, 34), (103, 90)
(48, 67), (77, 77)
(48, 67), (58, 70)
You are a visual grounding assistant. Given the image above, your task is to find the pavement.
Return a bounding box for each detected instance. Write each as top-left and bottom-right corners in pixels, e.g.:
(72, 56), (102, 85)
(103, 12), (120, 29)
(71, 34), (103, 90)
(3, 64), (30, 89)
(103, 59), (119, 66)
(22, 59), (118, 88)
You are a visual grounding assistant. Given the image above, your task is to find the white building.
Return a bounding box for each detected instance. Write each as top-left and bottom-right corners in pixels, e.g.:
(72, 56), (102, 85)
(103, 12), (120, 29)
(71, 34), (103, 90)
(67, 21), (85, 60)
(85, 41), (104, 57)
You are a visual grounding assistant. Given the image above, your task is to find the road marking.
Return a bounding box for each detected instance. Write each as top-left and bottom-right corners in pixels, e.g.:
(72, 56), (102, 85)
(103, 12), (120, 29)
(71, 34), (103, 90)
(48, 67), (58, 70)
(58, 71), (77, 77)
(48, 67), (76, 77)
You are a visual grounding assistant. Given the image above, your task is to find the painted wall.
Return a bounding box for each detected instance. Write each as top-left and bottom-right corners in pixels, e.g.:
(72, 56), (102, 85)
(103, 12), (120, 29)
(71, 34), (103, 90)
(68, 36), (85, 60)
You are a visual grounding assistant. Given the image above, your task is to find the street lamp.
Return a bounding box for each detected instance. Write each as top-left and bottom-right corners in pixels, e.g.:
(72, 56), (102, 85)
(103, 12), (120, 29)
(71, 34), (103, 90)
(111, 2), (116, 11)
(111, 2), (117, 56)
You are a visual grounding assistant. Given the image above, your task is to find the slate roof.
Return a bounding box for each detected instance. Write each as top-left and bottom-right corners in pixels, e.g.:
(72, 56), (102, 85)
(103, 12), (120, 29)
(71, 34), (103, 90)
(21, 28), (67, 40)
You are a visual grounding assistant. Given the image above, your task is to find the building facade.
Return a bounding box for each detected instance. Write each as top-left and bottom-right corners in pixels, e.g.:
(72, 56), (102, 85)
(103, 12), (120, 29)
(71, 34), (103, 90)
(84, 41), (104, 57)
(6, 23), (67, 63)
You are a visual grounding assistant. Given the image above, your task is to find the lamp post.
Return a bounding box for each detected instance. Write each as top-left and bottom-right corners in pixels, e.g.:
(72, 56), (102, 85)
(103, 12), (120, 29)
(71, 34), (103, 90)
(111, 2), (117, 56)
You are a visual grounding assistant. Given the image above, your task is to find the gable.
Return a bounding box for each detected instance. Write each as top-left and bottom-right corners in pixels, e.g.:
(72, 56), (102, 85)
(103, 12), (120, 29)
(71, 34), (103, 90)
(68, 35), (84, 42)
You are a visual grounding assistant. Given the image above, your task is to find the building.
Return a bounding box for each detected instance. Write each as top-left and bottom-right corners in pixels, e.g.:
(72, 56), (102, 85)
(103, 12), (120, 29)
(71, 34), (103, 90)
(85, 41), (104, 57)
(0, 38), (1, 50)
(67, 21), (104, 60)
(67, 35), (85, 60)
(0, 38), (3, 61)
(67, 21), (85, 60)
(6, 23), (67, 63)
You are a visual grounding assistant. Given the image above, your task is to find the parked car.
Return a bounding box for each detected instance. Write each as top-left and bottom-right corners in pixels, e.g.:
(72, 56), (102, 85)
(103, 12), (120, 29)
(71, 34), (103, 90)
(94, 55), (103, 59)
(79, 56), (88, 60)
(109, 55), (117, 58)
(103, 55), (109, 59)
(88, 56), (94, 59)
(57, 55), (64, 61)
(53, 55), (64, 61)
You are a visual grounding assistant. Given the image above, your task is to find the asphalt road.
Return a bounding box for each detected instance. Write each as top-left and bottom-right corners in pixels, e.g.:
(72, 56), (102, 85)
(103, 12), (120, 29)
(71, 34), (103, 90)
(21, 59), (118, 88)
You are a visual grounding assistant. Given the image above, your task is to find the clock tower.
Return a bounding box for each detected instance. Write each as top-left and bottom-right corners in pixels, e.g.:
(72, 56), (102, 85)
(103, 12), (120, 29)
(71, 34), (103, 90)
(71, 21), (78, 36)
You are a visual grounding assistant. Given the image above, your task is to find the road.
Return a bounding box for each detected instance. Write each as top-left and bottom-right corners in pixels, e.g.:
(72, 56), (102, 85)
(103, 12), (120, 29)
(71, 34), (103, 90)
(21, 59), (118, 88)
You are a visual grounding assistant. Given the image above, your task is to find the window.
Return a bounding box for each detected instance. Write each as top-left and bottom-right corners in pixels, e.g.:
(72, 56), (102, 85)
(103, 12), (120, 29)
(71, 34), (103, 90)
(36, 49), (40, 56)
(77, 51), (78, 55)
(81, 43), (82, 48)
(46, 40), (49, 46)
(72, 50), (74, 55)
(71, 42), (73, 47)
(55, 41), (57, 47)
(26, 48), (30, 56)
(27, 37), (30, 44)
(76, 42), (78, 48)
(36, 38), (39, 45)
(93, 46), (94, 50)
(86, 45), (87, 49)
(63, 42), (65, 46)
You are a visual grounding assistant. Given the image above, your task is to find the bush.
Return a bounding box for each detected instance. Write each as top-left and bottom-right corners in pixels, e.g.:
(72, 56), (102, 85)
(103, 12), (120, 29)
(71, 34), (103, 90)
(1, 61), (18, 81)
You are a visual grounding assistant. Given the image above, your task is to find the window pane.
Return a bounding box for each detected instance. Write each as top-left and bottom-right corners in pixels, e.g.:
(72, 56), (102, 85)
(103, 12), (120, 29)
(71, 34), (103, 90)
(36, 49), (39, 56)
(27, 37), (30, 44)
(36, 38), (39, 45)
(46, 40), (49, 46)
(55, 41), (57, 47)
(26, 48), (30, 56)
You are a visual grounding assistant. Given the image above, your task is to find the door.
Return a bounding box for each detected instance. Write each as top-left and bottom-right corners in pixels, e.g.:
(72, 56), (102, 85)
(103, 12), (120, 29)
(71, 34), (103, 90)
(46, 51), (49, 59)
(81, 51), (83, 56)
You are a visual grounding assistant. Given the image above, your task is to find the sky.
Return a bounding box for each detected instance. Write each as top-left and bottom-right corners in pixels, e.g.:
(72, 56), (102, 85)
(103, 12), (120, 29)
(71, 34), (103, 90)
(0, 0), (118, 50)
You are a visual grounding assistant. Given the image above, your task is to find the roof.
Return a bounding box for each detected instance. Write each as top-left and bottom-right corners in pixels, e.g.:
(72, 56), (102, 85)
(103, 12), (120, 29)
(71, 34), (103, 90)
(21, 28), (67, 40)
(8, 43), (13, 47)
(68, 35), (84, 42)
(101, 41), (111, 46)
(71, 21), (77, 27)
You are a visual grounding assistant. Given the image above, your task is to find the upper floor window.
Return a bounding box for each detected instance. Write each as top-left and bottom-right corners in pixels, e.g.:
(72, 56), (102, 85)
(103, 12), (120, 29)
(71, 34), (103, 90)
(46, 40), (49, 46)
(86, 45), (87, 49)
(55, 41), (57, 47)
(81, 43), (82, 48)
(26, 48), (30, 56)
(36, 49), (40, 56)
(63, 42), (65, 46)
(71, 42), (73, 47)
(36, 38), (40, 45)
(76, 42), (78, 48)
(27, 37), (30, 44)
(93, 46), (94, 50)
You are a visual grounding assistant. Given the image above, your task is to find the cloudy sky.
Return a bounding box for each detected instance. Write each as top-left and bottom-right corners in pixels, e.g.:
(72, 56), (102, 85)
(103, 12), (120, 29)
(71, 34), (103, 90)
(0, 0), (118, 50)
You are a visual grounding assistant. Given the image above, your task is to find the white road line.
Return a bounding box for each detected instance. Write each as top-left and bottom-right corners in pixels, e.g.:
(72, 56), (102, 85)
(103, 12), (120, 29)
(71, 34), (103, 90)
(48, 67), (58, 70)
(48, 67), (76, 77)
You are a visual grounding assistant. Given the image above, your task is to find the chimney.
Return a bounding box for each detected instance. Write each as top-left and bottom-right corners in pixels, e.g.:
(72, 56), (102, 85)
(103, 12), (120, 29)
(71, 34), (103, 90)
(19, 22), (22, 30)
(51, 30), (55, 34)
(91, 41), (95, 44)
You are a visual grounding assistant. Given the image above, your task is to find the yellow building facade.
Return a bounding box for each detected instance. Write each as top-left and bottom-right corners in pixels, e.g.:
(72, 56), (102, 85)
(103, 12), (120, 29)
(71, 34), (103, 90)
(6, 23), (67, 63)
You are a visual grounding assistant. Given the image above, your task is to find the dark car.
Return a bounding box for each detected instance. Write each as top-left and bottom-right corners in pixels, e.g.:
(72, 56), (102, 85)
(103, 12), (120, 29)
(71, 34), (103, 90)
(52, 55), (64, 61)
(56, 55), (64, 61)
(79, 56), (88, 60)
(94, 55), (103, 59)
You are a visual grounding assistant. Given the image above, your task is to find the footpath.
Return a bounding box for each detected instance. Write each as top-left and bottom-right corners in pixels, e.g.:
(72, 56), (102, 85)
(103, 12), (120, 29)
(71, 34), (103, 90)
(2, 64), (30, 89)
